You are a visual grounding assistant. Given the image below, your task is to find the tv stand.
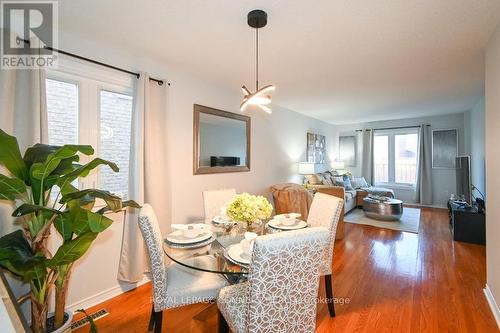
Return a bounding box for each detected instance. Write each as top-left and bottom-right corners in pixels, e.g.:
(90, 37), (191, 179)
(448, 201), (485, 245)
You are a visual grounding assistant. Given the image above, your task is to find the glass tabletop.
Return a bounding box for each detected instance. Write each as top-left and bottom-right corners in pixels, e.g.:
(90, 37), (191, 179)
(162, 218), (301, 276)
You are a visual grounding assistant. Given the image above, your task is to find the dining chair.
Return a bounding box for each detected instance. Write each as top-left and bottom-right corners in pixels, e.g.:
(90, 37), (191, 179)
(203, 188), (237, 220)
(217, 227), (330, 333)
(137, 204), (228, 333)
(306, 192), (344, 317)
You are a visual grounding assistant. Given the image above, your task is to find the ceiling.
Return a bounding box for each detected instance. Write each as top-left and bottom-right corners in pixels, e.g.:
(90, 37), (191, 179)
(58, 0), (500, 124)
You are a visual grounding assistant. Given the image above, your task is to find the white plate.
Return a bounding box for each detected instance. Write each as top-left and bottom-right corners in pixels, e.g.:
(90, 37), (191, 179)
(212, 215), (233, 225)
(226, 244), (251, 265)
(166, 230), (213, 244)
(267, 219), (308, 230)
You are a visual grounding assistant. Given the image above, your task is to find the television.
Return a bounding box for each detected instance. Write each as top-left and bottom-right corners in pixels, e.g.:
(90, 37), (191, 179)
(455, 156), (472, 206)
(210, 156), (240, 167)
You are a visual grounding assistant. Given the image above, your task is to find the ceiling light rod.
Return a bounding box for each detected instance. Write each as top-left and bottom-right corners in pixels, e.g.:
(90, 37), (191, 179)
(248, 9), (267, 90)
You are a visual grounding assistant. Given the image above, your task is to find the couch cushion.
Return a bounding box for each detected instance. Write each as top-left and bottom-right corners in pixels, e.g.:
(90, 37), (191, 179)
(345, 190), (356, 201)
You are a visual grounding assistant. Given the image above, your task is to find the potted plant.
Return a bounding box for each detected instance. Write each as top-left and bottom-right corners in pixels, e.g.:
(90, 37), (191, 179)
(0, 129), (139, 333)
(226, 193), (272, 230)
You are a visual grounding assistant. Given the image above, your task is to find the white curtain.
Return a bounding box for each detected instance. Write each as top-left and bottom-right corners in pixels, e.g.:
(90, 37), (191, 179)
(0, 30), (48, 237)
(361, 129), (374, 185)
(415, 125), (433, 204)
(117, 73), (168, 283)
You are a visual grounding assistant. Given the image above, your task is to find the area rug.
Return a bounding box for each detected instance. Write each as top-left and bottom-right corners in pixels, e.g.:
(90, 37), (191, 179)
(344, 208), (421, 233)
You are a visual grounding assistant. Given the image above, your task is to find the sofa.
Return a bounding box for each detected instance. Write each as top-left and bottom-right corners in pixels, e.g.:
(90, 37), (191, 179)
(305, 171), (395, 238)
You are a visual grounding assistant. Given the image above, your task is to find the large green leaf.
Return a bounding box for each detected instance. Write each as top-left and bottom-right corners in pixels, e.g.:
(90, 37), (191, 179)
(61, 189), (122, 212)
(29, 145), (94, 181)
(70, 207), (91, 235)
(23, 144), (62, 170)
(0, 174), (26, 201)
(12, 203), (61, 218)
(96, 200), (141, 215)
(60, 158), (118, 185)
(88, 211), (113, 233)
(47, 232), (98, 267)
(54, 214), (73, 242)
(69, 207), (113, 235)
(0, 230), (47, 281)
(0, 129), (27, 180)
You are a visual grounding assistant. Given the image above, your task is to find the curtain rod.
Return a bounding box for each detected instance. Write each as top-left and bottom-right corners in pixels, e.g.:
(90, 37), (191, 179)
(354, 124), (430, 132)
(19, 37), (169, 86)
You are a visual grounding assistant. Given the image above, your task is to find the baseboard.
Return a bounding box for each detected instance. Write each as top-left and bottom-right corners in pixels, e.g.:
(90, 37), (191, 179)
(404, 203), (447, 210)
(484, 284), (500, 329)
(67, 275), (150, 312)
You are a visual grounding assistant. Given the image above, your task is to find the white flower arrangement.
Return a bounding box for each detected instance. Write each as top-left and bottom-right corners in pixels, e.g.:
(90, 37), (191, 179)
(226, 193), (273, 225)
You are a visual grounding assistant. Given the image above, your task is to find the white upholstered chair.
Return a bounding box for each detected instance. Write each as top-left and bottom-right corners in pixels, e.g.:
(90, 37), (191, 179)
(137, 204), (228, 333)
(307, 192), (344, 317)
(203, 188), (237, 220)
(217, 227), (330, 333)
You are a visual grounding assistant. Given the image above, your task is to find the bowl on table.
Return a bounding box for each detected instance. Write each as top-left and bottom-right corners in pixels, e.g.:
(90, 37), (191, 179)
(274, 213), (301, 226)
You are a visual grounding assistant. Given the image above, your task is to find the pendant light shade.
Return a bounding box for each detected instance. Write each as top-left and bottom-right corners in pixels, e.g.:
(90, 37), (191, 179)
(240, 10), (275, 113)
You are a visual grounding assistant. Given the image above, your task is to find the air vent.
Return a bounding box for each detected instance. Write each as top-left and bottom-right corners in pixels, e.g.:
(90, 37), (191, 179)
(71, 309), (109, 330)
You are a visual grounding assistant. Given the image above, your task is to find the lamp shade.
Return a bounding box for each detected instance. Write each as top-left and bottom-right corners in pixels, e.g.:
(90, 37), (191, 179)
(331, 161), (345, 170)
(298, 162), (317, 175)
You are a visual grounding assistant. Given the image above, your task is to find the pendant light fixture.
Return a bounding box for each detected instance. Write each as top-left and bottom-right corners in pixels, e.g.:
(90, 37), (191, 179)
(240, 9), (275, 114)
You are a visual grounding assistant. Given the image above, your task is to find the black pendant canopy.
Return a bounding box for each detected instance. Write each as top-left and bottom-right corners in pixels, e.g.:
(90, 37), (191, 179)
(247, 9), (267, 29)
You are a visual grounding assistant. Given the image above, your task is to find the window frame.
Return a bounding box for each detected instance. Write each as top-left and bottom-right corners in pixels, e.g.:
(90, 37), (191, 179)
(373, 128), (419, 188)
(46, 56), (134, 201)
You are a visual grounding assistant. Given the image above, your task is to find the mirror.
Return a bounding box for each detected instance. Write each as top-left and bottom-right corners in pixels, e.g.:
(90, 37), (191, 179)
(193, 104), (251, 174)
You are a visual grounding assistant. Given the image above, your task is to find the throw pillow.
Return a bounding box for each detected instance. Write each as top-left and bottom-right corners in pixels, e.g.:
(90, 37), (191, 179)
(343, 175), (354, 190)
(333, 176), (344, 187)
(358, 177), (370, 187)
(305, 174), (322, 185)
(322, 175), (334, 186)
(350, 177), (362, 189)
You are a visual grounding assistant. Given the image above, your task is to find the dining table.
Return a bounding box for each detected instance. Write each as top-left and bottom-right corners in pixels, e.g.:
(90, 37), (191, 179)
(163, 217), (308, 284)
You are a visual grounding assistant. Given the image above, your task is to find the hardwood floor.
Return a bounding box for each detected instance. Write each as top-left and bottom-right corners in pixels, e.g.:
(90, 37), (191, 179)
(73, 208), (498, 332)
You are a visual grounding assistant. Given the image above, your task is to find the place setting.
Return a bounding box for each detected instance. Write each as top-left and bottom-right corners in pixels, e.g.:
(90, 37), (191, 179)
(165, 223), (216, 249)
(223, 232), (257, 266)
(266, 213), (308, 231)
(211, 206), (238, 228)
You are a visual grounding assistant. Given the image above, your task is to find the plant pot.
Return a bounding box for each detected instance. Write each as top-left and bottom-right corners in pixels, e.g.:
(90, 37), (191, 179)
(47, 311), (73, 333)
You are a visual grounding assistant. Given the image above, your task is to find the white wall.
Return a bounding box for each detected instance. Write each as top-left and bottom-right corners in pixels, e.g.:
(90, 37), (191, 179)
(485, 21), (500, 327)
(30, 30), (336, 310)
(334, 113), (467, 207)
(466, 98), (486, 197)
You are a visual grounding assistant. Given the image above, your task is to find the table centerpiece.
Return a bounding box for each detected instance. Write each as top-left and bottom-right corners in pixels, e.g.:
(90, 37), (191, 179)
(226, 193), (273, 230)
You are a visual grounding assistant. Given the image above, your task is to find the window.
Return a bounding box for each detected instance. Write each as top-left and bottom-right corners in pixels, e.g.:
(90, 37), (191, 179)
(374, 129), (418, 186)
(46, 62), (134, 201)
(99, 90), (133, 199)
(46, 79), (79, 145)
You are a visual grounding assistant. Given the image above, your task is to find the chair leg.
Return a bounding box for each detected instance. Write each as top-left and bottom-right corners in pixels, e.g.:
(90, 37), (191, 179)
(148, 305), (155, 331)
(218, 309), (229, 333)
(324, 274), (336, 317)
(153, 310), (163, 333)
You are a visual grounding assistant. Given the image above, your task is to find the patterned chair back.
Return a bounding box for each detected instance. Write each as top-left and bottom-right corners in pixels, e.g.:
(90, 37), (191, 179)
(247, 227), (329, 333)
(307, 192), (344, 275)
(137, 204), (167, 312)
(203, 188), (237, 220)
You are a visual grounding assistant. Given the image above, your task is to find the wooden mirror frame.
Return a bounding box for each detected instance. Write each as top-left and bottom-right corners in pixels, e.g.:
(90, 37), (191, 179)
(193, 104), (251, 175)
